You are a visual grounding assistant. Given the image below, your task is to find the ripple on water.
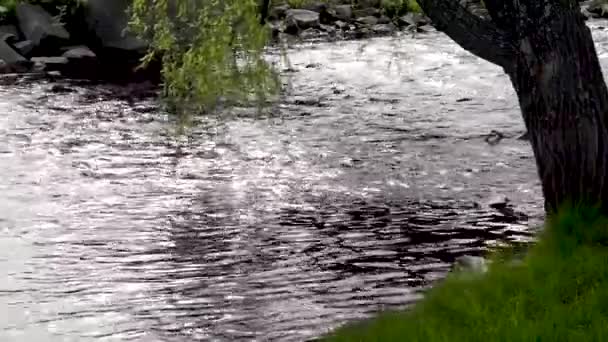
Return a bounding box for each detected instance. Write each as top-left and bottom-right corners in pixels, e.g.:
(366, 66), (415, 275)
(0, 27), (559, 341)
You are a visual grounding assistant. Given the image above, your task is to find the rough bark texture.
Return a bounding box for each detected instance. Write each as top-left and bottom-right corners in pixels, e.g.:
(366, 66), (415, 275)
(260, 0), (270, 24)
(416, 0), (608, 214)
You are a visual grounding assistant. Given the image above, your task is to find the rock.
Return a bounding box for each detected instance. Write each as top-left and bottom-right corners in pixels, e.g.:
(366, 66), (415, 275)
(353, 27), (372, 39)
(372, 23), (397, 34)
(453, 255), (488, 274)
(356, 16), (379, 26)
(13, 40), (35, 57)
(353, 7), (381, 18)
(49, 84), (75, 93)
(0, 25), (19, 43)
(302, 1), (327, 13)
(320, 24), (337, 36)
(357, 0), (382, 7)
(31, 56), (69, 72)
(333, 5), (353, 21)
(285, 9), (320, 34)
(84, 0), (147, 52)
(0, 39), (30, 73)
(269, 4), (290, 20)
(377, 15), (392, 24)
(334, 20), (349, 29)
(398, 13), (431, 27)
(487, 195), (510, 210)
(63, 45), (96, 59)
(61, 46), (99, 79)
(16, 3), (70, 54)
(587, 0), (608, 17)
(299, 28), (325, 40)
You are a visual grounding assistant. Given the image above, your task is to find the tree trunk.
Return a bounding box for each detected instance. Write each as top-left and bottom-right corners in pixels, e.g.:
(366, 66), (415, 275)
(417, 0), (608, 214)
(260, 0), (270, 25)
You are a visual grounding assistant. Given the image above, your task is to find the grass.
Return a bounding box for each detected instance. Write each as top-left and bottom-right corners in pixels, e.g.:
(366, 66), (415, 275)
(322, 205), (608, 341)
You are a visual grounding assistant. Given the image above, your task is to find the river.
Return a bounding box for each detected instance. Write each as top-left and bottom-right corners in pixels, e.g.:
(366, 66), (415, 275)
(4, 20), (607, 341)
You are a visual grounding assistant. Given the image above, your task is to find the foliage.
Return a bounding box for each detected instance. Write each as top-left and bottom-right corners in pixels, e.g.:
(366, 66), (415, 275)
(323, 206), (608, 341)
(381, 0), (421, 17)
(129, 0), (281, 118)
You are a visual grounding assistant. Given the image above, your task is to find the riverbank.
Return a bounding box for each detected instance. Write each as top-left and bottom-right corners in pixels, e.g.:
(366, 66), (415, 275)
(0, 0), (606, 85)
(322, 206), (608, 341)
(0, 0), (431, 83)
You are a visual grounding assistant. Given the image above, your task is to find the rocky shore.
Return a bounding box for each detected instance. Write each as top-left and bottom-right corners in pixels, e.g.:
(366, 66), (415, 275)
(0, 0), (606, 85)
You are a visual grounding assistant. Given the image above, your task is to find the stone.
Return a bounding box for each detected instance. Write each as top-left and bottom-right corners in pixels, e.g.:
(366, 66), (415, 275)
(0, 25), (19, 43)
(357, 0), (381, 7)
(0, 39), (28, 66)
(269, 4), (290, 20)
(487, 195), (510, 210)
(377, 15), (392, 24)
(84, 0), (147, 52)
(299, 28), (326, 40)
(320, 24), (337, 36)
(302, 1), (327, 13)
(60, 46), (99, 79)
(453, 255), (488, 274)
(16, 3), (70, 53)
(587, 0), (608, 17)
(63, 45), (96, 59)
(334, 20), (349, 29)
(31, 56), (68, 72)
(372, 23), (397, 34)
(356, 15), (379, 26)
(13, 40), (35, 57)
(285, 9), (320, 34)
(398, 13), (431, 27)
(353, 7), (381, 18)
(333, 4), (353, 21)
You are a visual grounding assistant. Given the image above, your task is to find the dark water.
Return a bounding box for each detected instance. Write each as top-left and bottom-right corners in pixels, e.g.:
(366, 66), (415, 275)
(5, 21), (608, 341)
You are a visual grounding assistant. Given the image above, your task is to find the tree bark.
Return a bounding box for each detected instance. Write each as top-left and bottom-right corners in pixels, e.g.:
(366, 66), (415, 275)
(416, 0), (608, 214)
(260, 0), (270, 25)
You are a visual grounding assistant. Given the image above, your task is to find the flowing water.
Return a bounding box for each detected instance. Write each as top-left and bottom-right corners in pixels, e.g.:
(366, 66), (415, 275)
(3, 21), (608, 342)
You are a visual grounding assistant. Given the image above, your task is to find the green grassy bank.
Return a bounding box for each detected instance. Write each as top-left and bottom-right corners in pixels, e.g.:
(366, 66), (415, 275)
(323, 206), (608, 341)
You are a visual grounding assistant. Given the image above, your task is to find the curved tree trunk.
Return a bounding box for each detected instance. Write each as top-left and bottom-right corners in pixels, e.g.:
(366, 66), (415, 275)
(417, 0), (608, 214)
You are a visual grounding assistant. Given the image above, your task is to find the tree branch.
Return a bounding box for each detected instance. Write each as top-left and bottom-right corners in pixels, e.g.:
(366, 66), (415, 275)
(417, 0), (516, 73)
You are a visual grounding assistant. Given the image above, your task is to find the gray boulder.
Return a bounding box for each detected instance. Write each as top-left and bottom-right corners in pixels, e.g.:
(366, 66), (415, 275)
(372, 23), (397, 34)
(13, 40), (35, 57)
(353, 7), (381, 18)
(398, 13), (431, 27)
(61, 46), (99, 79)
(16, 3), (69, 53)
(63, 46), (96, 59)
(285, 9), (320, 34)
(0, 25), (19, 43)
(31, 56), (68, 72)
(333, 5), (353, 21)
(453, 255), (488, 274)
(0, 33), (30, 74)
(356, 15), (379, 26)
(84, 0), (147, 52)
(587, 0), (608, 17)
(269, 4), (290, 20)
